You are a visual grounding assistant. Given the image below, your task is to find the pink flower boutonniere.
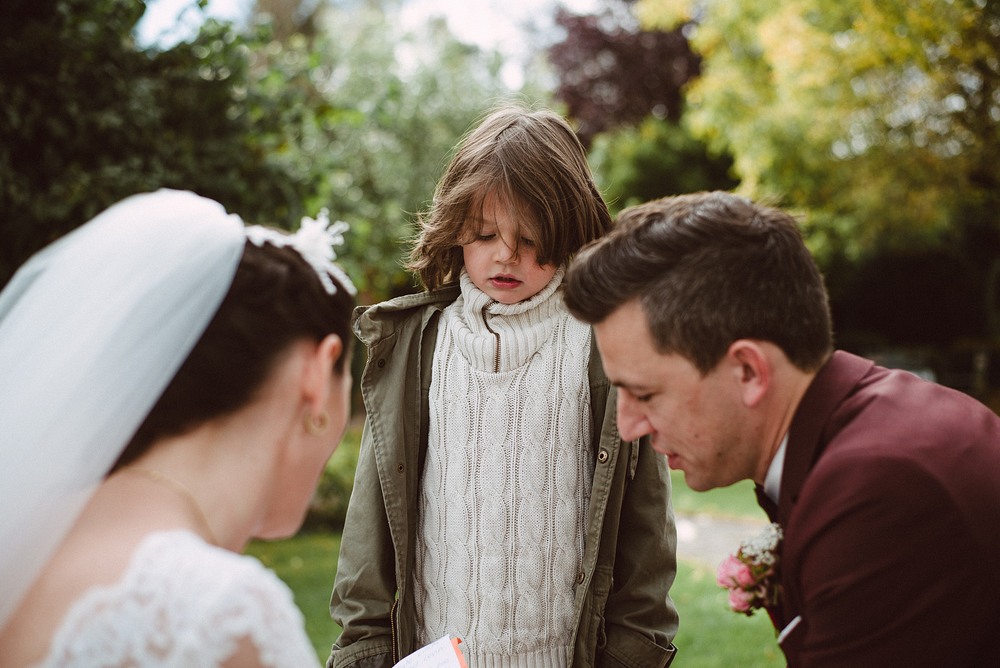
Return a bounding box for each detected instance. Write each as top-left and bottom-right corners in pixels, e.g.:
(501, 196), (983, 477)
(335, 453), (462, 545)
(716, 522), (783, 616)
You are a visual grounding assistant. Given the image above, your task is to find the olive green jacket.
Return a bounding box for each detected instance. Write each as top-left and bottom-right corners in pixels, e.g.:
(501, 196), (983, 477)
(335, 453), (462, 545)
(328, 286), (678, 668)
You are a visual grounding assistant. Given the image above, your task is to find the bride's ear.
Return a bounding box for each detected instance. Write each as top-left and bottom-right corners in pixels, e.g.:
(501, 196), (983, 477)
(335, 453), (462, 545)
(301, 334), (344, 413)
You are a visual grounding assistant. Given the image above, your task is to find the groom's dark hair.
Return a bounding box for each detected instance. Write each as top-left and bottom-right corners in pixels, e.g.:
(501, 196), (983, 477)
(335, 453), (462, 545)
(564, 191), (833, 374)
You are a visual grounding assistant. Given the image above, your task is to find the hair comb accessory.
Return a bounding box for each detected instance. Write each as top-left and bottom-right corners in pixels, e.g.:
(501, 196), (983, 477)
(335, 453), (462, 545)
(246, 209), (357, 296)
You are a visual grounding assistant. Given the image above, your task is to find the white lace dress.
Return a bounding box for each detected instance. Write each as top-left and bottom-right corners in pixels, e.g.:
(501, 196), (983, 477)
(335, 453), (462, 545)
(36, 530), (320, 667)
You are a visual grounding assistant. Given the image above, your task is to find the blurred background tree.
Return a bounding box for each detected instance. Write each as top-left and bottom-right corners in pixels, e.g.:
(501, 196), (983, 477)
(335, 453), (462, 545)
(0, 0), (513, 298)
(0, 0), (329, 283)
(3, 0), (996, 398)
(0, 0), (734, 295)
(547, 0), (737, 214)
(547, 3), (698, 145)
(637, 0), (999, 257)
(588, 114), (737, 214)
(637, 0), (1000, 394)
(246, 1), (515, 300)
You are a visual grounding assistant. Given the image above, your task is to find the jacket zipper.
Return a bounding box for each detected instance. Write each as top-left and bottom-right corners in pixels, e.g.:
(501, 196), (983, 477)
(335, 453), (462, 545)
(481, 300), (501, 373)
(390, 598), (399, 664)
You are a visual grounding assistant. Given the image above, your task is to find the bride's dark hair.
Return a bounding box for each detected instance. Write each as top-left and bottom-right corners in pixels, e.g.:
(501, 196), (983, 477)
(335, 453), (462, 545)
(112, 241), (355, 470)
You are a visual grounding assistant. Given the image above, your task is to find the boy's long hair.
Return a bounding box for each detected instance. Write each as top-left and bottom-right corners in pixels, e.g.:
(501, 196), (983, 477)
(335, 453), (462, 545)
(408, 104), (613, 290)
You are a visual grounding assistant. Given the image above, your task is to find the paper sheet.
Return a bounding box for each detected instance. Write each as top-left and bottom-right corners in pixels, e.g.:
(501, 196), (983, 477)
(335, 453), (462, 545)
(392, 635), (467, 668)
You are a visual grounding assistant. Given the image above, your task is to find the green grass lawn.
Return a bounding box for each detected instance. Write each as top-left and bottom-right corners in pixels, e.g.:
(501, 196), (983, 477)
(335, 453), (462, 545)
(671, 560), (784, 666)
(246, 533), (343, 661)
(248, 472), (783, 667)
(669, 470), (769, 521)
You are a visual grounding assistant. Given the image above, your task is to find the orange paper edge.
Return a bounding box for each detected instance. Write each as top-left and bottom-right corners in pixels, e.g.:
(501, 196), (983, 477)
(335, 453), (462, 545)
(451, 638), (468, 668)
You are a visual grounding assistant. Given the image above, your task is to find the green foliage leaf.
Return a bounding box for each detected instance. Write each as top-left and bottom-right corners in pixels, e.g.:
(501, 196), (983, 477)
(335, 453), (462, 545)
(636, 0), (1000, 262)
(590, 116), (738, 214)
(0, 0), (523, 301)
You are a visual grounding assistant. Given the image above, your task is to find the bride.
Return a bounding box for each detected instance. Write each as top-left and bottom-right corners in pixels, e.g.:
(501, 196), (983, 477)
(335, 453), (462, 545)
(0, 190), (356, 667)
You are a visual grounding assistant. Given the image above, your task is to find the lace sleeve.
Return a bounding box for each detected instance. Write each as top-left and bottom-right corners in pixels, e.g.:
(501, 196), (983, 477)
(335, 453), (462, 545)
(39, 531), (321, 668)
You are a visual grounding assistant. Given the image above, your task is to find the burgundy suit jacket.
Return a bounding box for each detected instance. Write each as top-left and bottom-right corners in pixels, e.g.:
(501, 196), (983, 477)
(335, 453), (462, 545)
(764, 351), (1000, 666)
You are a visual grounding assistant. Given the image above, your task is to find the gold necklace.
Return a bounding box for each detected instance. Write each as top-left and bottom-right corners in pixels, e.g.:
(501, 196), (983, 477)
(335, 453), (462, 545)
(124, 467), (220, 546)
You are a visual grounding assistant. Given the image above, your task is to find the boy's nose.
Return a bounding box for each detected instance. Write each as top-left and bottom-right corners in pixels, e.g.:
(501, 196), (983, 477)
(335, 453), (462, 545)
(496, 236), (519, 263)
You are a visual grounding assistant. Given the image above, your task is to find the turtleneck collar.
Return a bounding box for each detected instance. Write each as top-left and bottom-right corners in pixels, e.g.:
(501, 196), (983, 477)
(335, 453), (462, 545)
(444, 267), (569, 373)
(458, 266), (565, 318)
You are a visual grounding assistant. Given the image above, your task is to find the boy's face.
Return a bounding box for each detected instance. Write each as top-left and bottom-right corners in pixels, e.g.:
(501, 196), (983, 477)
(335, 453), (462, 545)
(462, 191), (557, 304)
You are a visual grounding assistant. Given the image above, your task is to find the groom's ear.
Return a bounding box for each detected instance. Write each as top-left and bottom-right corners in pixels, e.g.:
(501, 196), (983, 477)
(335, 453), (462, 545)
(727, 340), (770, 408)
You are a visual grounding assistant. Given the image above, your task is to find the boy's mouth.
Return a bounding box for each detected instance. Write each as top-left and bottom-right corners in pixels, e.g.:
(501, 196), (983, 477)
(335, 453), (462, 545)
(490, 275), (521, 286)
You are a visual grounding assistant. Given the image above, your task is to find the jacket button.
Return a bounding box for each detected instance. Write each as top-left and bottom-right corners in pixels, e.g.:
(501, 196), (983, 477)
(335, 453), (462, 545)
(377, 359), (386, 368)
(397, 463), (404, 473)
(576, 571), (585, 584)
(597, 449), (609, 463)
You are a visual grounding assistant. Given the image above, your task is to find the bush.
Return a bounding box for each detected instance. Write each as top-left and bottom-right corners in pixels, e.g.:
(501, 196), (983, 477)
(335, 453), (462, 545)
(0, 0), (330, 286)
(305, 421), (362, 531)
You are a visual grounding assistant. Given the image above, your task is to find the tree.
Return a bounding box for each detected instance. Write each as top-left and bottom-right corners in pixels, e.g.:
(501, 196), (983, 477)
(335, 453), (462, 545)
(637, 0), (1000, 259)
(272, 5), (517, 300)
(0, 0), (328, 286)
(589, 115), (737, 214)
(548, 5), (701, 146)
(0, 0), (521, 299)
(546, 2), (735, 209)
(637, 0), (1000, 351)
(251, 0), (325, 42)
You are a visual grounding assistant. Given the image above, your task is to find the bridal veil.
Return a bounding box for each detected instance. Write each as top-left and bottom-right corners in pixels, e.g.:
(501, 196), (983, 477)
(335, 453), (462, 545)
(0, 190), (245, 627)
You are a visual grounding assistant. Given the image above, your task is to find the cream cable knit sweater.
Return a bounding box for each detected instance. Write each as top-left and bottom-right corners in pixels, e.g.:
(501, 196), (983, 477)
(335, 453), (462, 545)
(413, 269), (594, 667)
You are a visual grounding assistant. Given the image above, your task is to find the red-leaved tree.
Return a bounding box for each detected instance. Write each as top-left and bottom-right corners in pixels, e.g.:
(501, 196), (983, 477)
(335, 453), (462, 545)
(547, 5), (700, 146)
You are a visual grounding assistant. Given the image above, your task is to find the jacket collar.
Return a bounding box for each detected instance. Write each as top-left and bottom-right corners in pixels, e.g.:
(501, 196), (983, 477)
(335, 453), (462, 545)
(353, 285), (460, 346)
(778, 351), (874, 524)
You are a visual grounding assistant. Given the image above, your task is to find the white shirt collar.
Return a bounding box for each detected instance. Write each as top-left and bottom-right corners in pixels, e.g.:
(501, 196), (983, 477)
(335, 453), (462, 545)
(763, 434), (789, 505)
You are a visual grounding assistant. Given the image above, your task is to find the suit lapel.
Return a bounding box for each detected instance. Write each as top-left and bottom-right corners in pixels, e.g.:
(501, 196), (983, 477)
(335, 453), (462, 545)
(772, 351), (874, 634)
(779, 352), (873, 524)
(754, 483), (779, 523)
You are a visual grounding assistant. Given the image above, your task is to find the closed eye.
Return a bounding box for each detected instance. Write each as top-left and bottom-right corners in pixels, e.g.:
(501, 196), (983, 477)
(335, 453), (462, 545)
(621, 387), (653, 403)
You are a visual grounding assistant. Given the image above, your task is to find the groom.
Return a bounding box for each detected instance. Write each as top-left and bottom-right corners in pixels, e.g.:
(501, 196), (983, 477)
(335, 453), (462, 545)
(564, 191), (1000, 666)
